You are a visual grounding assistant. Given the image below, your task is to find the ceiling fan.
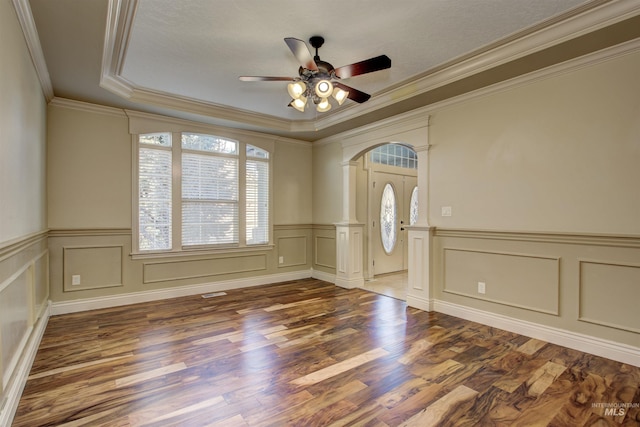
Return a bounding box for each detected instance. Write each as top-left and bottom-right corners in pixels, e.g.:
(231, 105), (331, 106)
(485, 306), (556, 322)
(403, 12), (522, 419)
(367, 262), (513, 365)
(239, 36), (391, 113)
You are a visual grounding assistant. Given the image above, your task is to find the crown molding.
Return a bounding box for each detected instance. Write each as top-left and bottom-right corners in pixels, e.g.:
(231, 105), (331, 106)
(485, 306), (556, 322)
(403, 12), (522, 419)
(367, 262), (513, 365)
(11, 0), (54, 102)
(101, 0), (315, 134)
(124, 109), (309, 146)
(313, 0), (640, 130)
(317, 36), (640, 147)
(100, 0), (640, 135)
(49, 97), (127, 117)
(127, 86), (299, 133)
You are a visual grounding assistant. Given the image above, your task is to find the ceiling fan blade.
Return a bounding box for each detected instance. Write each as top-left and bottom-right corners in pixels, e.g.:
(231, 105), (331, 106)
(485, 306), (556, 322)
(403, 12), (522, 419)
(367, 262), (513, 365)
(239, 76), (294, 82)
(334, 55), (391, 79)
(333, 82), (371, 103)
(284, 37), (318, 71)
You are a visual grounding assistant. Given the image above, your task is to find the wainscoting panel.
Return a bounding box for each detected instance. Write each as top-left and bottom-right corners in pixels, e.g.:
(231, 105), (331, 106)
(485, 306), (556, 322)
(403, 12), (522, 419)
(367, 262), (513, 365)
(434, 228), (640, 361)
(0, 232), (49, 422)
(63, 245), (123, 292)
(443, 248), (560, 315)
(32, 251), (49, 323)
(314, 236), (336, 269)
(579, 260), (640, 333)
(0, 269), (30, 390)
(313, 225), (336, 274)
(277, 236), (307, 268)
(143, 254), (267, 284)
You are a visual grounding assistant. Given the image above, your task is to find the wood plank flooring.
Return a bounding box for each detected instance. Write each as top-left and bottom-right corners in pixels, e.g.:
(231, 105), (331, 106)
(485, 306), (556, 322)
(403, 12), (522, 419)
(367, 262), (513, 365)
(13, 278), (640, 426)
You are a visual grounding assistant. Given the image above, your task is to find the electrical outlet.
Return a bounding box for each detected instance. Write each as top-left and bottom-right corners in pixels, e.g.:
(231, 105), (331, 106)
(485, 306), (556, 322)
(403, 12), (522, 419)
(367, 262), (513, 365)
(278, 256), (284, 264)
(478, 281), (486, 294)
(72, 275), (81, 286)
(441, 206), (452, 217)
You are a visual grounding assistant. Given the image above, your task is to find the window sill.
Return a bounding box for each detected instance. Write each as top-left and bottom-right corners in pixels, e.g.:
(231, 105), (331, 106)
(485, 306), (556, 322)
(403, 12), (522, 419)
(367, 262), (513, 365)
(130, 244), (275, 260)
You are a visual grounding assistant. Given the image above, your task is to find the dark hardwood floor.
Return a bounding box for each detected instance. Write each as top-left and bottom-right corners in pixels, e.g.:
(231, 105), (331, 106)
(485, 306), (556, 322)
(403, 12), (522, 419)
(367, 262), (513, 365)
(13, 278), (640, 426)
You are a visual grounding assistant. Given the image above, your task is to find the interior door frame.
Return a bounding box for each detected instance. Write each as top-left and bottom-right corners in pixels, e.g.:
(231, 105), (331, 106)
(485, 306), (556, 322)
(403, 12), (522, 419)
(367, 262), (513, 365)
(363, 149), (418, 281)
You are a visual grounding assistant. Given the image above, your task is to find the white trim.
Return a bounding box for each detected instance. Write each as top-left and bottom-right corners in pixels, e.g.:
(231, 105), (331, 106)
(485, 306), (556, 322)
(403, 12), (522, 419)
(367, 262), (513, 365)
(11, 0), (54, 101)
(433, 299), (640, 367)
(50, 270), (313, 315)
(435, 226), (640, 249)
(125, 109), (303, 146)
(313, 0), (640, 131)
(317, 37), (640, 147)
(334, 276), (364, 290)
(311, 269), (336, 284)
(406, 295), (434, 313)
(49, 97), (127, 118)
(100, 0), (640, 134)
(0, 303), (50, 427)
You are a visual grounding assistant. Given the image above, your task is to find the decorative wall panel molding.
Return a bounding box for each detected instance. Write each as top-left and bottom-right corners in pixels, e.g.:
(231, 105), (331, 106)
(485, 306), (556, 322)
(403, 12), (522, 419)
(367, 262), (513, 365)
(443, 248), (560, 315)
(142, 254), (267, 284)
(62, 245), (123, 292)
(314, 235), (336, 269)
(276, 236), (308, 268)
(579, 260), (640, 334)
(49, 228), (132, 237)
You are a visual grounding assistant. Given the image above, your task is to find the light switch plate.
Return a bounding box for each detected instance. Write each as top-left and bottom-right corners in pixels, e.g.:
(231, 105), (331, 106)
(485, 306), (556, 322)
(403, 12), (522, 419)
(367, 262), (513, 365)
(441, 206), (452, 217)
(478, 282), (486, 294)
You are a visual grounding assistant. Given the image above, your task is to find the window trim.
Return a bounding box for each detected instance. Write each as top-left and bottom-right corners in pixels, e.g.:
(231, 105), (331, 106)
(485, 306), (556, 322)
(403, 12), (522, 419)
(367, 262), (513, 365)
(130, 115), (274, 257)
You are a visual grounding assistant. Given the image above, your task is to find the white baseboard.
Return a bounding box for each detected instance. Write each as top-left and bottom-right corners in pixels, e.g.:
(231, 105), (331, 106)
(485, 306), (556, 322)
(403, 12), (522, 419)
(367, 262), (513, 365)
(0, 303), (50, 427)
(311, 269), (336, 284)
(51, 270), (313, 315)
(334, 276), (364, 289)
(406, 295), (434, 312)
(433, 299), (640, 367)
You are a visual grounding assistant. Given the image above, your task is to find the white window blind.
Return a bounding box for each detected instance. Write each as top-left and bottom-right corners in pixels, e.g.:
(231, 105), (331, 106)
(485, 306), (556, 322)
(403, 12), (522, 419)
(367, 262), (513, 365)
(138, 133), (172, 251)
(182, 135), (239, 246)
(246, 145), (269, 245)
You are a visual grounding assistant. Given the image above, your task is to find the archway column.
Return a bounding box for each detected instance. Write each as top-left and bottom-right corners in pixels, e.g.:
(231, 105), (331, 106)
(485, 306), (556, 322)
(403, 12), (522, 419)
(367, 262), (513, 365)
(406, 144), (432, 311)
(335, 161), (364, 289)
(335, 110), (432, 304)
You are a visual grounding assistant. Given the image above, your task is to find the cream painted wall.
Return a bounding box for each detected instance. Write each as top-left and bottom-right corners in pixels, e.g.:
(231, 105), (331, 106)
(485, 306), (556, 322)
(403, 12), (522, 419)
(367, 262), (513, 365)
(308, 47), (639, 362)
(273, 140), (312, 225)
(47, 104), (131, 229)
(46, 102), (316, 303)
(0, 0), (47, 244)
(428, 51), (640, 234)
(48, 103), (314, 230)
(0, 2), (48, 422)
(312, 141), (343, 225)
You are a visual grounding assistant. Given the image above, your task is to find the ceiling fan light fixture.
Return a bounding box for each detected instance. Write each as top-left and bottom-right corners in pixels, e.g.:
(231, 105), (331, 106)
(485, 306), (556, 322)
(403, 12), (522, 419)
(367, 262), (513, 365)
(315, 79), (333, 98)
(316, 98), (331, 112)
(332, 87), (349, 105)
(287, 81), (306, 99)
(290, 96), (307, 112)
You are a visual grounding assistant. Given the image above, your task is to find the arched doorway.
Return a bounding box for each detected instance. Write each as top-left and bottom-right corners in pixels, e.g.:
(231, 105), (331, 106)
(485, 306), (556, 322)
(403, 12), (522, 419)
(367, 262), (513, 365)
(360, 143), (418, 300)
(334, 112), (431, 312)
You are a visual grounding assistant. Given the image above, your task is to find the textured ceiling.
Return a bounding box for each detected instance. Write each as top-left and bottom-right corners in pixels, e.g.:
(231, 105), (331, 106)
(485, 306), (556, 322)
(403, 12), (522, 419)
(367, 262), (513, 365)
(121, 0), (586, 120)
(28, 0), (639, 140)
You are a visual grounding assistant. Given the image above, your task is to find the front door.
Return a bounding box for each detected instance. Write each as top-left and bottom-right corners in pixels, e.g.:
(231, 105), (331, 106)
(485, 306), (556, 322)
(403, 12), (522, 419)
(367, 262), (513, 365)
(372, 171), (416, 275)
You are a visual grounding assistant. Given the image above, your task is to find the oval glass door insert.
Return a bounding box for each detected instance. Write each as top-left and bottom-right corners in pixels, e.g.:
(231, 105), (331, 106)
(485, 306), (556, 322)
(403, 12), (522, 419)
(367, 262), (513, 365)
(380, 183), (397, 254)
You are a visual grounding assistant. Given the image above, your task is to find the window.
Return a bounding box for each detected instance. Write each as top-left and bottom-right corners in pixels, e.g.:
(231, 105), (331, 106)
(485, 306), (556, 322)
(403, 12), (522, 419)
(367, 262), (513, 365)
(139, 133), (172, 251)
(380, 183), (397, 254)
(137, 131), (270, 253)
(410, 186), (418, 225)
(370, 144), (417, 169)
